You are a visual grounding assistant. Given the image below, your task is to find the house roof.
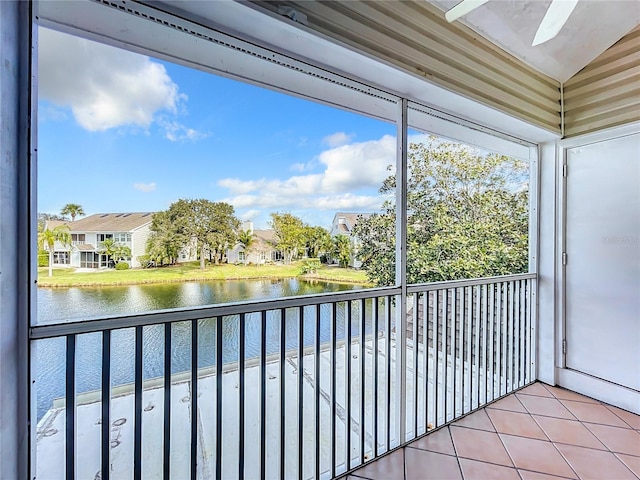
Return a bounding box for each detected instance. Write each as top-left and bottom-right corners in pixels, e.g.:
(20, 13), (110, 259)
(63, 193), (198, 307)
(254, 230), (276, 243)
(75, 243), (96, 251)
(67, 213), (154, 232)
(334, 213), (372, 230)
(45, 220), (68, 230)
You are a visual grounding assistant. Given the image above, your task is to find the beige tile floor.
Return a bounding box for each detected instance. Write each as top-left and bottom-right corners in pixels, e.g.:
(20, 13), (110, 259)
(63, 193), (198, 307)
(347, 382), (640, 480)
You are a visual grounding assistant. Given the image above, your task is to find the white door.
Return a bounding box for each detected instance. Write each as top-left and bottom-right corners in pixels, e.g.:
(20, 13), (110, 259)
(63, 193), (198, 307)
(564, 132), (640, 392)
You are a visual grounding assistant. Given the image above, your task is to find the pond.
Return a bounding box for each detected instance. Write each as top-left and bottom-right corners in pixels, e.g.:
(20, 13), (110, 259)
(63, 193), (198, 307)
(35, 278), (372, 420)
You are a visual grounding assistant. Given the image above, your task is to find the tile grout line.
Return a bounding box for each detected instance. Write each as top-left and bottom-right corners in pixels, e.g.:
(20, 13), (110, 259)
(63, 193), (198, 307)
(446, 425), (466, 479)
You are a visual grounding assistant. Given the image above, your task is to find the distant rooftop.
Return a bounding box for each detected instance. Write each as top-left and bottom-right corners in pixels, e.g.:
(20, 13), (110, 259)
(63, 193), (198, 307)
(66, 212), (154, 232)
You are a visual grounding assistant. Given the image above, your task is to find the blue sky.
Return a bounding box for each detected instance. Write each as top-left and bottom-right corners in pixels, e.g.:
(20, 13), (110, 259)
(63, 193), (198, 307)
(37, 27), (397, 229)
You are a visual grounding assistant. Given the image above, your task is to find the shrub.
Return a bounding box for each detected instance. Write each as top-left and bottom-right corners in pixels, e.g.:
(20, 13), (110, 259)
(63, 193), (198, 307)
(300, 258), (321, 274)
(115, 262), (130, 270)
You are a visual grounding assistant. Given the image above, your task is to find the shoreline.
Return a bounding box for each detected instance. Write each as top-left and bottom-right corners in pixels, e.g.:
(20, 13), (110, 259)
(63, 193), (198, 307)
(36, 272), (373, 289)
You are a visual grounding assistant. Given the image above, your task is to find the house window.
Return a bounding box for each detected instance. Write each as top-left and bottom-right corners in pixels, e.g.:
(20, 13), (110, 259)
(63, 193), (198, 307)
(113, 233), (131, 243)
(53, 251), (70, 264)
(80, 252), (100, 269)
(238, 251), (245, 262)
(71, 233), (85, 243)
(259, 252), (266, 261)
(97, 234), (113, 242)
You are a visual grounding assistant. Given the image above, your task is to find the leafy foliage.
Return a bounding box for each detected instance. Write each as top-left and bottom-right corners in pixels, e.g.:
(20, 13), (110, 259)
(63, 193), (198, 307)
(300, 258), (321, 274)
(148, 199), (240, 269)
(270, 212), (306, 264)
(353, 137), (529, 286)
(332, 234), (353, 268)
(304, 225), (332, 259)
(98, 238), (132, 267)
(115, 262), (130, 270)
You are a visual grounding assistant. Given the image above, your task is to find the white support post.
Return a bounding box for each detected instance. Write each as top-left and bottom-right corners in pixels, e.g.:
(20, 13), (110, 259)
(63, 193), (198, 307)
(0, 1), (33, 479)
(395, 98), (408, 445)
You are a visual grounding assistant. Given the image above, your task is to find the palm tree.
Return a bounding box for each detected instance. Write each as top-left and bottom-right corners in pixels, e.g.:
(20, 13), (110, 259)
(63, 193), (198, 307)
(60, 203), (85, 222)
(38, 225), (72, 277)
(98, 238), (132, 267)
(332, 234), (353, 268)
(237, 229), (256, 265)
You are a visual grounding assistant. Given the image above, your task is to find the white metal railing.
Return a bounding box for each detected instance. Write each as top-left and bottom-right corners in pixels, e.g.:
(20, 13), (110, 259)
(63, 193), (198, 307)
(30, 273), (536, 480)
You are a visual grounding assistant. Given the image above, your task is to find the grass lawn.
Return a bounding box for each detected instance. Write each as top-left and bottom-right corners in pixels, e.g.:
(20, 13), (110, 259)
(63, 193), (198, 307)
(37, 261), (373, 288)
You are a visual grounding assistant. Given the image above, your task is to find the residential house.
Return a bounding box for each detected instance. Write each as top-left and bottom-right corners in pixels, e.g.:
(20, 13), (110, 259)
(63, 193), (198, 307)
(48, 212), (154, 269)
(227, 222), (284, 264)
(330, 212), (371, 268)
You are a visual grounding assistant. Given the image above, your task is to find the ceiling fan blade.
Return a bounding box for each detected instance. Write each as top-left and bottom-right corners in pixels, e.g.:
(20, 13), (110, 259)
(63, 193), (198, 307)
(445, 0), (490, 23)
(532, 0), (579, 46)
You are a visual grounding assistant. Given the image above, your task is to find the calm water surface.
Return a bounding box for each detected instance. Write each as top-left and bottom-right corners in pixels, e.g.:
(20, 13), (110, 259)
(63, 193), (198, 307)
(36, 279), (371, 420)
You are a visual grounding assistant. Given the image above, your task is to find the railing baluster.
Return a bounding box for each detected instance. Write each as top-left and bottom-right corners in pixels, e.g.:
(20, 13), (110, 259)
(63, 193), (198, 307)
(460, 288), (466, 416)
(101, 331), (111, 480)
(482, 285), (489, 406)
(163, 323), (171, 480)
(297, 306), (304, 480)
(372, 298), (379, 457)
(66, 334), (75, 480)
(134, 326), (143, 480)
(498, 282), (507, 396)
(434, 290), (439, 426)
(516, 281), (522, 388)
(508, 282), (515, 392)
(442, 288), (451, 423)
(460, 287), (473, 415)
(412, 293), (419, 437)
(216, 316), (222, 480)
(422, 293), (429, 428)
(520, 280), (526, 388)
(279, 309), (285, 480)
(385, 296), (391, 452)
(330, 303), (337, 477)
(488, 284), (495, 403)
(443, 288), (449, 423)
(474, 285), (481, 410)
(315, 304), (321, 479)
(451, 287), (457, 419)
(465, 286), (471, 414)
(345, 301), (352, 470)
(240, 313), (246, 480)
(359, 299), (365, 464)
(261, 310), (267, 480)
(191, 321), (198, 480)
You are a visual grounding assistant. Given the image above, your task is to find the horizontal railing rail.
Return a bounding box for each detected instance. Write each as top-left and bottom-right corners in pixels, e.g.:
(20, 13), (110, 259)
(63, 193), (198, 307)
(30, 286), (401, 339)
(31, 273), (536, 480)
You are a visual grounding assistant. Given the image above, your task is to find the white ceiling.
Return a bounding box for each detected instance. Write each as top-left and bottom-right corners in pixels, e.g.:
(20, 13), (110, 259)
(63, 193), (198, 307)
(431, 0), (640, 83)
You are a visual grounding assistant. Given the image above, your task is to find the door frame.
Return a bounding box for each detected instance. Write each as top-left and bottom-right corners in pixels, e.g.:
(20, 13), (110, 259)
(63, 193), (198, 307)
(556, 121), (640, 413)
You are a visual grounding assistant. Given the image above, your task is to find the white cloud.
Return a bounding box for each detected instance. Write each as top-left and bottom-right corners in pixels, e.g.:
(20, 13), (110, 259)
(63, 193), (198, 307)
(240, 209), (261, 221)
(322, 132), (354, 147)
(134, 182), (157, 192)
(38, 28), (199, 136)
(160, 119), (210, 142)
(218, 134), (396, 213)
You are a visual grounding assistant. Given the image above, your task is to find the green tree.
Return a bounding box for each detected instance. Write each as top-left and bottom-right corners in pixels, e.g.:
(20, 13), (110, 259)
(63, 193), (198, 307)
(237, 229), (256, 265)
(60, 203), (85, 222)
(353, 137), (529, 286)
(98, 238), (132, 267)
(146, 210), (186, 266)
(304, 225), (332, 259)
(38, 224), (72, 277)
(160, 199), (240, 269)
(270, 212), (305, 264)
(332, 234), (353, 268)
